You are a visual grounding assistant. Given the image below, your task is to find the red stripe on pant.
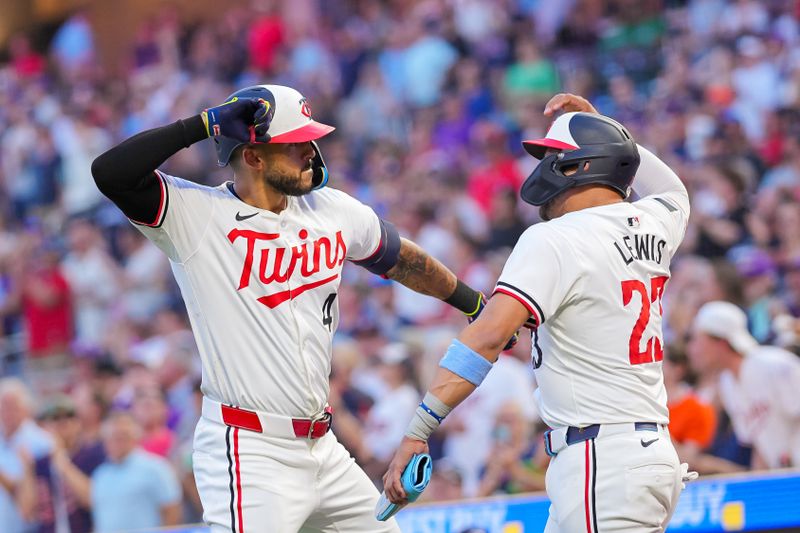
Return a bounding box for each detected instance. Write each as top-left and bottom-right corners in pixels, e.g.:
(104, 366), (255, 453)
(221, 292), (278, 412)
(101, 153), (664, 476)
(234, 427), (245, 533)
(584, 440), (593, 533)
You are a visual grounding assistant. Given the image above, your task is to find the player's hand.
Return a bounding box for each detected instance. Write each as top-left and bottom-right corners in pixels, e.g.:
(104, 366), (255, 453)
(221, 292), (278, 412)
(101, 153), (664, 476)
(202, 96), (274, 143)
(383, 437), (428, 504)
(544, 93), (598, 116)
(467, 293), (519, 351)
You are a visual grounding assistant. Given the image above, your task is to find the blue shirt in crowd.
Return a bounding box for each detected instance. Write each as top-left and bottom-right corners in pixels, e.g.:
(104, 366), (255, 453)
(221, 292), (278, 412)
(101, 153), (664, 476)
(91, 449), (181, 533)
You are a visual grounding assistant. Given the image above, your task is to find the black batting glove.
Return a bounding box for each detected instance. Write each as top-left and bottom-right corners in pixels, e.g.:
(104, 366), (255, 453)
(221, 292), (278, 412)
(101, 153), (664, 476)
(201, 97), (273, 143)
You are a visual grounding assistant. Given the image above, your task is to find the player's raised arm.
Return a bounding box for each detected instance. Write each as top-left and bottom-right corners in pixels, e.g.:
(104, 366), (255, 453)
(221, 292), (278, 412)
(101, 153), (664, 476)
(90, 97), (271, 224)
(381, 292), (530, 504)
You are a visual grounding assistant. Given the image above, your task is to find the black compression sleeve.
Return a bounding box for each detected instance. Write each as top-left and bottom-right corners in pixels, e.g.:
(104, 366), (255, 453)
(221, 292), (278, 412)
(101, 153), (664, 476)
(91, 115), (208, 224)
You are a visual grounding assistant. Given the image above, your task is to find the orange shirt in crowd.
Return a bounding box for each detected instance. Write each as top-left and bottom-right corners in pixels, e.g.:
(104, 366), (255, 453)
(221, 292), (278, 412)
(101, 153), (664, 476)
(668, 394), (717, 449)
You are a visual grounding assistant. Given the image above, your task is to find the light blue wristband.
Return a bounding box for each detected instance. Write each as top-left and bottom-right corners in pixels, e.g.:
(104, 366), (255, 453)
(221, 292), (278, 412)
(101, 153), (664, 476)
(439, 339), (493, 386)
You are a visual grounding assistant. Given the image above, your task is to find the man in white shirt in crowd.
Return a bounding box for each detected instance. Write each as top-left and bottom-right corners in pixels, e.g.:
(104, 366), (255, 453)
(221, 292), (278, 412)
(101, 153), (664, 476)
(688, 300), (800, 469)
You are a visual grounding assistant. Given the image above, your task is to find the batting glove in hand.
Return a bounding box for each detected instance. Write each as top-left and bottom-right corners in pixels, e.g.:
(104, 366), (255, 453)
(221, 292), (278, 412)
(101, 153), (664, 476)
(202, 96), (273, 143)
(467, 293), (519, 351)
(680, 462), (698, 490)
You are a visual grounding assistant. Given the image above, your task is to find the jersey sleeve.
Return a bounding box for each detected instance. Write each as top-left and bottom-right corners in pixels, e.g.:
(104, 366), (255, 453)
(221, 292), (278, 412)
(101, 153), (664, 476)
(132, 171), (214, 262)
(493, 224), (577, 327)
(631, 146), (691, 258)
(331, 190), (382, 262)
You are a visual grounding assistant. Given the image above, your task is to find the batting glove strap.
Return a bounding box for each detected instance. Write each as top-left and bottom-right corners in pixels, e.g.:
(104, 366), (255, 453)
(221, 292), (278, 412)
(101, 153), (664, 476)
(375, 453), (432, 521)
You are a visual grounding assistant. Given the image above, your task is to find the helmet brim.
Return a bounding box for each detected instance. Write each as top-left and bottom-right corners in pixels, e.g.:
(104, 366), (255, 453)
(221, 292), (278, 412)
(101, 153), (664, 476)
(269, 121), (335, 143)
(522, 138), (578, 160)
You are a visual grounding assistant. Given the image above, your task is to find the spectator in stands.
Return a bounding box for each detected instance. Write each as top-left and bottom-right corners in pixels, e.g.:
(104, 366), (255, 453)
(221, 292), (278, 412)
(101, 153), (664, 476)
(132, 386), (176, 458)
(117, 226), (170, 325)
(60, 218), (120, 353)
(688, 301), (800, 469)
(476, 402), (546, 497)
(154, 342), (200, 445)
(0, 378), (51, 532)
(0, 379), (51, 460)
(728, 245), (780, 343)
(421, 459), (463, 503)
(361, 343), (420, 478)
(19, 240), (73, 392)
(664, 347), (744, 474)
(442, 343), (538, 497)
(54, 411), (181, 532)
(18, 395), (105, 533)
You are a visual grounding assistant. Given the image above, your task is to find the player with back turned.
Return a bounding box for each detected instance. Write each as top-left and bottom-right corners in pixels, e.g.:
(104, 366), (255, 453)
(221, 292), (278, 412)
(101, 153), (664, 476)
(384, 94), (697, 532)
(91, 84), (499, 532)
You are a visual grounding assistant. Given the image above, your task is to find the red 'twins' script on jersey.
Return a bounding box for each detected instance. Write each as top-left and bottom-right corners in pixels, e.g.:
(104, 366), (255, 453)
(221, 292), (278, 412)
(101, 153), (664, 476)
(227, 229), (347, 309)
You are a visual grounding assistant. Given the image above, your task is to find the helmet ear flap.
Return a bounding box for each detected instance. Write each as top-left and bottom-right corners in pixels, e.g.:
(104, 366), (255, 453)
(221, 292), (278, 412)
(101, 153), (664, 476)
(310, 140), (329, 190)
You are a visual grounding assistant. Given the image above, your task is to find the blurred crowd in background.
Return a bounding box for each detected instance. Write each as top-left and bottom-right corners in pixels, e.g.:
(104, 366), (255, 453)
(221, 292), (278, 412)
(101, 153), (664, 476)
(1, 0), (800, 531)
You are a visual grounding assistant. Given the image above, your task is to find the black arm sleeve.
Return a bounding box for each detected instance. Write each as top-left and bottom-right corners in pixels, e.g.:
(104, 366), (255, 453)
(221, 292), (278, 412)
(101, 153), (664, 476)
(91, 115), (208, 224)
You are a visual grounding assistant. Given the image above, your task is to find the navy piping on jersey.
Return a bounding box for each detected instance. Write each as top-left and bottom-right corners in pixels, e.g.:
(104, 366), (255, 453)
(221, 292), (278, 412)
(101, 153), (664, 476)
(495, 281), (546, 325)
(591, 439), (600, 532)
(226, 426), (236, 532)
(226, 181), (243, 201)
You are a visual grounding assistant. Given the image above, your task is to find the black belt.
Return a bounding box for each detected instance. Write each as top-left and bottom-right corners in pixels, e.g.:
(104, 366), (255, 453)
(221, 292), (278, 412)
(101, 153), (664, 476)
(565, 422), (659, 446)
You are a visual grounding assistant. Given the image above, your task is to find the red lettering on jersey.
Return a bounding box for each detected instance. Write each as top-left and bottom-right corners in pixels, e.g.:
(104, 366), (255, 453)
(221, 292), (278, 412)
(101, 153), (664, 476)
(228, 229), (280, 289)
(227, 228), (348, 307)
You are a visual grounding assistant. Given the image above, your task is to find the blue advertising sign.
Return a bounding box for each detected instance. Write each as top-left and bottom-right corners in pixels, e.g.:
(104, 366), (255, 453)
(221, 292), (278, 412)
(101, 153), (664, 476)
(150, 470), (800, 533)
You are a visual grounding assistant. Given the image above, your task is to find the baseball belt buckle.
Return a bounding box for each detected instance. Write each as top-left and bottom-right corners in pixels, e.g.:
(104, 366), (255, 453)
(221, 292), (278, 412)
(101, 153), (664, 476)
(308, 406), (333, 439)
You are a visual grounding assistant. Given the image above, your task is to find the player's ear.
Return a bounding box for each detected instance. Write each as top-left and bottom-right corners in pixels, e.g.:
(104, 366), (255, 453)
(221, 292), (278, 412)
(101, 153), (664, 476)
(241, 145), (265, 170)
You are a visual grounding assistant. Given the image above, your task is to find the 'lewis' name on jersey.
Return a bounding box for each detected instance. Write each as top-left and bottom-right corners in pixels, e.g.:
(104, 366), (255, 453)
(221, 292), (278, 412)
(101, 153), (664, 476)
(613, 233), (667, 266)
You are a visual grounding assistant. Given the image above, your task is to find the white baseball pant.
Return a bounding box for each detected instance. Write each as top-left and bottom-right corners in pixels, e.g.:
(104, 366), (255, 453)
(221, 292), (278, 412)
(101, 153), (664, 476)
(193, 398), (400, 533)
(543, 423), (682, 533)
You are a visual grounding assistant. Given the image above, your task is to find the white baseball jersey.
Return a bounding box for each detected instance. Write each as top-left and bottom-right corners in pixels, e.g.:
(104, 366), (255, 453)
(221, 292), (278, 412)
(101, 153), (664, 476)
(135, 172), (382, 417)
(494, 186), (689, 429)
(719, 345), (800, 468)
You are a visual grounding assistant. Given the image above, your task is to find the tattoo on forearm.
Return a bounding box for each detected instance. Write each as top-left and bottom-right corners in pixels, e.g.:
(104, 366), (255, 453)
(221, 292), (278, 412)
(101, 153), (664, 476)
(386, 239), (456, 299)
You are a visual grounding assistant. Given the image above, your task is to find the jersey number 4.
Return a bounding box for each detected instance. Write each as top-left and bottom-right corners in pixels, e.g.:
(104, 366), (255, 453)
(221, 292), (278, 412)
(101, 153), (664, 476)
(621, 276), (668, 365)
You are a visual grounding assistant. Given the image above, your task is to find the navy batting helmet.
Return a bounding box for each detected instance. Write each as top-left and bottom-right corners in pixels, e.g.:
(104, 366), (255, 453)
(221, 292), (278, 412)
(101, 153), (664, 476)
(520, 112), (640, 206)
(214, 84), (335, 165)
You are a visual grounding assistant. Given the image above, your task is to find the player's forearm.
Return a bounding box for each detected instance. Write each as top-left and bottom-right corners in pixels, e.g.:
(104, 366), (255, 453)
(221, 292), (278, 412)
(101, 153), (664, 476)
(385, 238), (458, 300)
(427, 367), (478, 410)
(92, 115), (207, 192)
(423, 323), (511, 408)
(631, 145), (688, 199)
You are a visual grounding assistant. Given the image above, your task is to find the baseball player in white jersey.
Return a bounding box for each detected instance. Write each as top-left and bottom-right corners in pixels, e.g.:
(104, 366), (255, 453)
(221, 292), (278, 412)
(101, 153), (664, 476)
(91, 84), (497, 532)
(689, 300), (800, 469)
(384, 94), (696, 532)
